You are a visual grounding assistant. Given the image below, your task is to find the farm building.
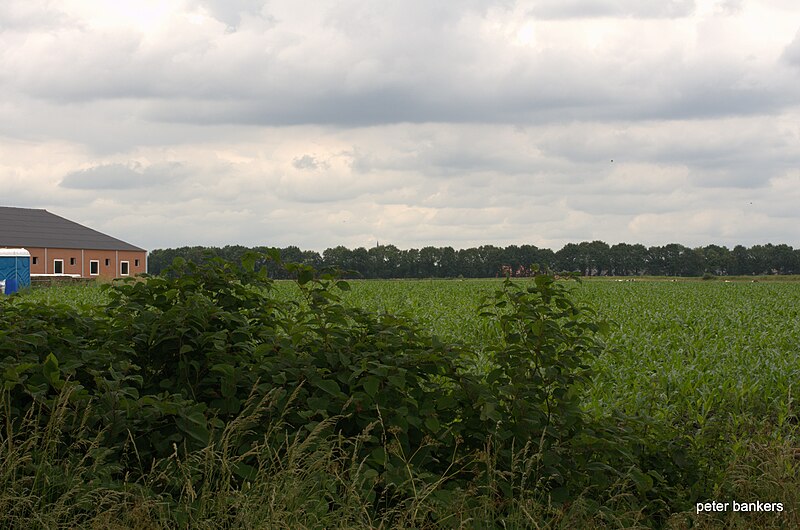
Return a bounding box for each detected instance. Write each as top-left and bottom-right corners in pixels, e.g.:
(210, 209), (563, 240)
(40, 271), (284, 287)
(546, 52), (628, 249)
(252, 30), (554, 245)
(0, 206), (146, 278)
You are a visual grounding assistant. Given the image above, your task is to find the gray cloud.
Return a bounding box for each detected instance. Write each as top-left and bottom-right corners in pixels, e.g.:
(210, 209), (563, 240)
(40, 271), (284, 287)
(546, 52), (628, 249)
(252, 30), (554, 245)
(0, 1), (71, 31)
(717, 0), (744, 15)
(292, 154), (323, 170)
(529, 0), (695, 19)
(2, 0), (795, 131)
(782, 29), (800, 66)
(59, 162), (187, 190)
(191, 0), (269, 30)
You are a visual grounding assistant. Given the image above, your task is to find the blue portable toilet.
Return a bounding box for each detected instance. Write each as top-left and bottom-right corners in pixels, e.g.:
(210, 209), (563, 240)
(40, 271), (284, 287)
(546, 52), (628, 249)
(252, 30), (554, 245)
(0, 248), (31, 295)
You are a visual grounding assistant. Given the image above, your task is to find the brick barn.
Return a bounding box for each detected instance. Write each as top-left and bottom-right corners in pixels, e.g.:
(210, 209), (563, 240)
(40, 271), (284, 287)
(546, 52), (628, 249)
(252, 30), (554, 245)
(0, 206), (147, 278)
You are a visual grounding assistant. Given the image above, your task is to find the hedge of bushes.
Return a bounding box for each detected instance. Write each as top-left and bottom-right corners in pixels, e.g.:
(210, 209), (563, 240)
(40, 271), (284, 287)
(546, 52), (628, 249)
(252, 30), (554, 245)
(0, 253), (699, 527)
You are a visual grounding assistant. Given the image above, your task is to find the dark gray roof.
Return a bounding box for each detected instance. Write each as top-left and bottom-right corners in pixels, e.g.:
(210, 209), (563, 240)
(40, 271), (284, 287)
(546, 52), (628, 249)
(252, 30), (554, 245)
(0, 207), (145, 252)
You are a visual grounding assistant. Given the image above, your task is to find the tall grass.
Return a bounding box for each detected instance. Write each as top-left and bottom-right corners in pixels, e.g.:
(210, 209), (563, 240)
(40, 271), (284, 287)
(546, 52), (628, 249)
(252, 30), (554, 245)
(1, 382), (654, 529)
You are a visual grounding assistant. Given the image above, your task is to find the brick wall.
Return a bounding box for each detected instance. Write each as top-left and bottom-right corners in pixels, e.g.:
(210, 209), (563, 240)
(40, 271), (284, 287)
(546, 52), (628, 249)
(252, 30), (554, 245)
(26, 247), (147, 278)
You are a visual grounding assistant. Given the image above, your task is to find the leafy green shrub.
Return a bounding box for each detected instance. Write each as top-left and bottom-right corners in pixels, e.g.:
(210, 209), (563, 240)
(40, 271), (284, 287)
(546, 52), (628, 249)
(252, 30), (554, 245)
(0, 253), (701, 525)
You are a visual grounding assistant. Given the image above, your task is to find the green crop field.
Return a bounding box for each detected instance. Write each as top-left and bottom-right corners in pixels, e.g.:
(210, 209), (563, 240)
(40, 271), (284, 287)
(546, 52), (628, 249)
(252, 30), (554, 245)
(278, 278), (800, 426)
(5, 273), (800, 528)
(340, 280), (800, 459)
(335, 278), (800, 417)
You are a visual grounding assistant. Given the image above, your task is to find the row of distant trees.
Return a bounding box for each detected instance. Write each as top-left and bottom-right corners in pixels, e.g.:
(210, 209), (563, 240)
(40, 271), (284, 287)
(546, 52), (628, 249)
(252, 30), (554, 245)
(147, 241), (800, 279)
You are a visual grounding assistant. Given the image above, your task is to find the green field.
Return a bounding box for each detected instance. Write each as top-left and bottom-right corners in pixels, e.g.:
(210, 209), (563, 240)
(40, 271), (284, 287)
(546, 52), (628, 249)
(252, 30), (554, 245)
(5, 275), (800, 527)
(352, 280), (800, 464)
(351, 281), (800, 459)
(289, 278), (800, 425)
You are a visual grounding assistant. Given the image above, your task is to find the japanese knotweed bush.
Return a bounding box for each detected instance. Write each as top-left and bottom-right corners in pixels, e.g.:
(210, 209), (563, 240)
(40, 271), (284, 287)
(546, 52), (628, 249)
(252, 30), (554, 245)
(468, 276), (699, 516)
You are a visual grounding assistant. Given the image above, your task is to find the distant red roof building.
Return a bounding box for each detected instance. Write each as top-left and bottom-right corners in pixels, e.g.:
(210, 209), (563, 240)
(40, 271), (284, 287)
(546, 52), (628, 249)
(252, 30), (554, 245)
(0, 206), (147, 278)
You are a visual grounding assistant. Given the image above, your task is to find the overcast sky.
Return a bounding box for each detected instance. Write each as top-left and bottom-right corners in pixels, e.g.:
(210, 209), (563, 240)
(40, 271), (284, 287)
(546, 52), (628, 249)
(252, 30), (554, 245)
(2, 0), (799, 251)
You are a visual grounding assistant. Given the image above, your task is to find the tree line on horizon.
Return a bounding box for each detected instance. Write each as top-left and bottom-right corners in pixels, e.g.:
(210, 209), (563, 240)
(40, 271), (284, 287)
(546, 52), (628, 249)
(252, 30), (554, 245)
(146, 241), (800, 279)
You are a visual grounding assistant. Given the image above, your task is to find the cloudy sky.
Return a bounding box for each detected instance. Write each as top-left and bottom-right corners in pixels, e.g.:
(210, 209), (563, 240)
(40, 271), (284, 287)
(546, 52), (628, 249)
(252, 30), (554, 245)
(2, 0), (799, 251)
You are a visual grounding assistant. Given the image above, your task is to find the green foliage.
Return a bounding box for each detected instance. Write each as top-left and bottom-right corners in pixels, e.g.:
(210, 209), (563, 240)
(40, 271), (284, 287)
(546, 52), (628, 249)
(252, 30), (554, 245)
(475, 275), (606, 494)
(3, 255), (480, 520)
(5, 257), (796, 526)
